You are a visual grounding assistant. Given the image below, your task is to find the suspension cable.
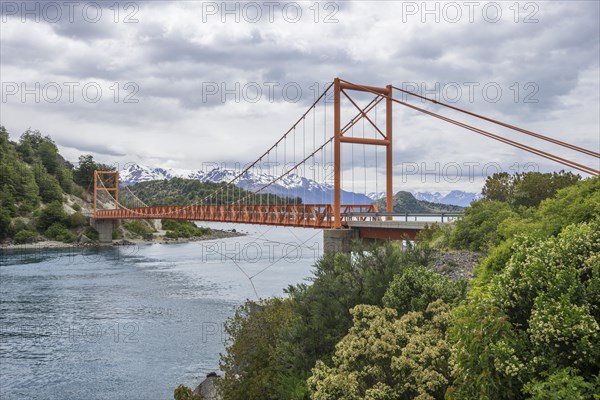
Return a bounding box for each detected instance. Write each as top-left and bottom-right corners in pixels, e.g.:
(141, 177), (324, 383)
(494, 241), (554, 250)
(391, 85), (599, 158)
(235, 137), (335, 204)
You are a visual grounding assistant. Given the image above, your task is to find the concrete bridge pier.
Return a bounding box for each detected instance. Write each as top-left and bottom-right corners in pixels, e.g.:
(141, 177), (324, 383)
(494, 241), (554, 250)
(323, 229), (358, 254)
(93, 219), (116, 244)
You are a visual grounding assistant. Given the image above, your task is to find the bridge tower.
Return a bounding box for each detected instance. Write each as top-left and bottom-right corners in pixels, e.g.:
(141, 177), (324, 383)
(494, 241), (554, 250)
(324, 78), (394, 252)
(92, 170), (120, 243)
(332, 78), (393, 228)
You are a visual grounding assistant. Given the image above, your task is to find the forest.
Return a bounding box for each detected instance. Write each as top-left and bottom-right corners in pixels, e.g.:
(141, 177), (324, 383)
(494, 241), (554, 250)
(0, 126), (115, 243)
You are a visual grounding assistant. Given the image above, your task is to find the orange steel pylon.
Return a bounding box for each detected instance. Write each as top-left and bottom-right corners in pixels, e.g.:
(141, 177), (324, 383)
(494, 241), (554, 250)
(333, 78), (393, 228)
(93, 170), (119, 214)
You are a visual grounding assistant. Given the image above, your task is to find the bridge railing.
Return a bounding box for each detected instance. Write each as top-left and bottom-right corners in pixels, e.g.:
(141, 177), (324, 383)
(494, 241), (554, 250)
(346, 212), (463, 223)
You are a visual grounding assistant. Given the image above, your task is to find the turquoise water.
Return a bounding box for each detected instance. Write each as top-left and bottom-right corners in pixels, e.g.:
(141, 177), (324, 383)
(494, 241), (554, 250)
(0, 223), (322, 400)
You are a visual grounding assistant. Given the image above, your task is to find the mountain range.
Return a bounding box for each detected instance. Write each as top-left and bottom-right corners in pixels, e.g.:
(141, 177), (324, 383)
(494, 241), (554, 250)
(413, 191), (482, 208)
(119, 163), (481, 207)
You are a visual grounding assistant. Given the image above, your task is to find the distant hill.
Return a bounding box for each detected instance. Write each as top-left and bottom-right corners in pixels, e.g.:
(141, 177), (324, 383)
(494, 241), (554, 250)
(376, 191), (464, 213)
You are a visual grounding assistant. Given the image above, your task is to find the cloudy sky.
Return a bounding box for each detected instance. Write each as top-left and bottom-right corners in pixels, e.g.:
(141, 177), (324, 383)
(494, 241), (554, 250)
(1, 1), (599, 193)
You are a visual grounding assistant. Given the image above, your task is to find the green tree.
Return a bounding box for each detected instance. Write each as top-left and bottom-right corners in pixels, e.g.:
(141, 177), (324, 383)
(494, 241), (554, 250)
(382, 265), (466, 315)
(219, 298), (302, 400)
(512, 171), (580, 209)
(449, 200), (516, 251)
(0, 186), (17, 216)
(37, 139), (60, 174)
(56, 167), (74, 194)
(481, 171), (581, 208)
(37, 201), (68, 231)
(0, 208), (11, 239)
(285, 243), (433, 374)
(74, 154), (95, 188)
(74, 154), (115, 189)
(33, 161), (63, 203)
(482, 172), (514, 202)
(16, 129), (41, 163)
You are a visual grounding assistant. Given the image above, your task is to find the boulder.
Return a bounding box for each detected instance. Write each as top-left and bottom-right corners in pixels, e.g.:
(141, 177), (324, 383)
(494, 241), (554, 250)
(192, 373), (221, 400)
(79, 234), (92, 244)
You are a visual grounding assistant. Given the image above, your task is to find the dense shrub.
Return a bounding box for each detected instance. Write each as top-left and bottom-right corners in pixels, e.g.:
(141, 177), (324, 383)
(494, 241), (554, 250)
(162, 220), (211, 238)
(173, 384), (201, 400)
(14, 229), (37, 244)
(214, 177), (599, 400)
(69, 211), (87, 227)
(473, 238), (515, 285)
(0, 209), (11, 239)
(413, 222), (455, 251)
(219, 299), (300, 400)
(449, 200), (516, 251)
(448, 220), (600, 398)
(37, 201), (68, 231)
(309, 301), (453, 400)
(84, 226), (99, 241)
(382, 265), (466, 315)
(45, 222), (76, 243)
(522, 367), (598, 399)
(123, 220), (154, 237)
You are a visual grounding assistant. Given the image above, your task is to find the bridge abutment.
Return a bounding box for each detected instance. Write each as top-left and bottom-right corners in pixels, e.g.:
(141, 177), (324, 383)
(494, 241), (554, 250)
(93, 219), (116, 244)
(323, 228), (358, 254)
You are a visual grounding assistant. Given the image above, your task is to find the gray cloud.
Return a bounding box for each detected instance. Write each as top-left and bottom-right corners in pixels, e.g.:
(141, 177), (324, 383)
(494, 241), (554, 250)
(1, 0), (598, 193)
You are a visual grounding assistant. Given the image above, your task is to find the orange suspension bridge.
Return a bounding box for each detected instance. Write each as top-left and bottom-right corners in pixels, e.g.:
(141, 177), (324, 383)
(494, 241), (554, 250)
(91, 78), (599, 244)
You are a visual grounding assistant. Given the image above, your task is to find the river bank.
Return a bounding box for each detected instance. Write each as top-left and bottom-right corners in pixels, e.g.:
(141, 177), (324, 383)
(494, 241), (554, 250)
(0, 228), (245, 252)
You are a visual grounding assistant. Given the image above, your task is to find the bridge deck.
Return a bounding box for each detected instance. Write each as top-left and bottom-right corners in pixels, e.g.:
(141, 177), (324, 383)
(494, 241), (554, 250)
(93, 204), (378, 229)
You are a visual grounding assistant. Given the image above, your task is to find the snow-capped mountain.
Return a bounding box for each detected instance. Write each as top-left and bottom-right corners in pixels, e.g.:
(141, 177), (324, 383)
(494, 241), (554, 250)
(412, 192), (445, 203)
(414, 190), (482, 207)
(119, 164), (176, 183)
(119, 163), (373, 204)
(367, 192), (387, 201)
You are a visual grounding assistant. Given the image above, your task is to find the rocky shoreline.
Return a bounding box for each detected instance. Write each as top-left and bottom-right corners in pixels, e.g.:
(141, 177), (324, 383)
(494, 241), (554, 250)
(0, 229), (245, 252)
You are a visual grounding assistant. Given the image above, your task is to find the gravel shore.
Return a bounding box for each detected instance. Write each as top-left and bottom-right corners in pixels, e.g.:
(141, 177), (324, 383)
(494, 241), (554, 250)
(0, 229), (245, 252)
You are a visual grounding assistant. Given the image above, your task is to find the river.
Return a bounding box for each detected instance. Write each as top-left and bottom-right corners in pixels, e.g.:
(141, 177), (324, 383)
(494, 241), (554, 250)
(0, 223), (322, 400)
